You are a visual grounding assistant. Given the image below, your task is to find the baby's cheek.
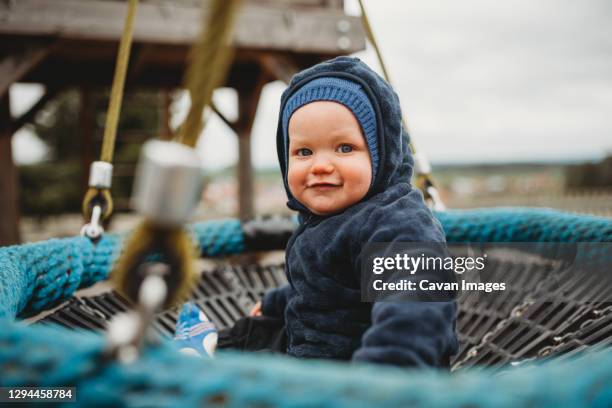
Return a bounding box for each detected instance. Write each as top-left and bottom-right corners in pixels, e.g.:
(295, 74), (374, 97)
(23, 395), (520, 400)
(345, 159), (372, 189)
(287, 164), (304, 196)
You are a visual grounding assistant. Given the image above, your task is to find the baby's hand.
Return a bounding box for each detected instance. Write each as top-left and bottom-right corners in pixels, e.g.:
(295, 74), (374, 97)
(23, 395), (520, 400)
(249, 301), (262, 317)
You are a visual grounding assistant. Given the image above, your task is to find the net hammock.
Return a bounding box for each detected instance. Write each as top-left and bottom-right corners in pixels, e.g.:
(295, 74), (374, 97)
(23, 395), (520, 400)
(2, 208), (612, 406)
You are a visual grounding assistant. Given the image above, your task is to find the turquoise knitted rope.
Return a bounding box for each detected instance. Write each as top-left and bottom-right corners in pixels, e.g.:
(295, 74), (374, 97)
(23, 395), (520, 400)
(1, 318), (611, 407)
(0, 234), (120, 320)
(0, 219), (244, 319)
(438, 208), (612, 243)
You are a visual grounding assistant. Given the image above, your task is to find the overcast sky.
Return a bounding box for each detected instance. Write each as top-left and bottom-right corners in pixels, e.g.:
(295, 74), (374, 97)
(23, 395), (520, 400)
(11, 0), (612, 168)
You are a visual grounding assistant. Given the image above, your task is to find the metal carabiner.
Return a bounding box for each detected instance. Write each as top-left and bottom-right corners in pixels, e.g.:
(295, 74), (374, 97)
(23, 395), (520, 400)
(81, 204), (105, 241)
(106, 263), (170, 364)
(414, 152), (447, 211)
(81, 161), (113, 241)
(426, 185), (447, 212)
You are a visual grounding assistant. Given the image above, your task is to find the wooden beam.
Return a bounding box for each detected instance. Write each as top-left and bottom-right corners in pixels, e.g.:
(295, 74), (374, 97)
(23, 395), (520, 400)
(0, 0), (365, 54)
(0, 45), (53, 98)
(0, 95), (21, 246)
(324, 0), (345, 9)
(9, 86), (60, 133)
(211, 101), (238, 134)
(259, 53), (300, 84)
(251, 0), (335, 6)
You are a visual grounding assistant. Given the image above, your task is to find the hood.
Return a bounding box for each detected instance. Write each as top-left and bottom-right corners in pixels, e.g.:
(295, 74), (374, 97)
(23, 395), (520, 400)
(276, 56), (414, 216)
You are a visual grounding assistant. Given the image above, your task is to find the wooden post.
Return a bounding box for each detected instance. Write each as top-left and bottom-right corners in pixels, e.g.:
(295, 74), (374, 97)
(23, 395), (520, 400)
(235, 70), (267, 220)
(237, 127), (254, 220)
(0, 95), (21, 245)
(79, 87), (94, 193)
(159, 89), (173, 140)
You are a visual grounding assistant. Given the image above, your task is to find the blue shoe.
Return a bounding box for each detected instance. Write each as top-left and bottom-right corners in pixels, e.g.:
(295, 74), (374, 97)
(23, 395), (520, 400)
(173, 302), (218, 358)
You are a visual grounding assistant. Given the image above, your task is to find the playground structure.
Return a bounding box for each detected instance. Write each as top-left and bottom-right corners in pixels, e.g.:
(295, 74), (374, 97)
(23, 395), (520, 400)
(0, 0), (365, 245)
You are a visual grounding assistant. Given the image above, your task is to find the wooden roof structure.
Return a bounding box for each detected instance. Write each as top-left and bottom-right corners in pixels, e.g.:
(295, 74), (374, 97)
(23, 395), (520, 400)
(0, 0), (366, 245)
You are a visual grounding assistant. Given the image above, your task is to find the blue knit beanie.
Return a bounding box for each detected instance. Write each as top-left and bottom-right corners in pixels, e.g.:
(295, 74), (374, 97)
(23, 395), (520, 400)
(281, 77), (378, 181)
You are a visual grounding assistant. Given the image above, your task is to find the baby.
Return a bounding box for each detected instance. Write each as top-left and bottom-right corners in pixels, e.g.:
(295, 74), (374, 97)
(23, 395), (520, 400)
(178, 57), (458, 367)
(254, 56), (458, 367)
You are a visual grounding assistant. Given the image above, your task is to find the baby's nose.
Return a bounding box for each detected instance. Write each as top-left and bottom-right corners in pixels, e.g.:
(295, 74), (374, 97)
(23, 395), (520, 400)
(311, 155), (334, 174)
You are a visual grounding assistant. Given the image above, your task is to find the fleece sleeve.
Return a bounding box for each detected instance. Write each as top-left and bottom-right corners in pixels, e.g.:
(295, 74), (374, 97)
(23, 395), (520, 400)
(352, 300), (459, 368)
(261, 284), (294, 318)
(351, 199), (459, 368)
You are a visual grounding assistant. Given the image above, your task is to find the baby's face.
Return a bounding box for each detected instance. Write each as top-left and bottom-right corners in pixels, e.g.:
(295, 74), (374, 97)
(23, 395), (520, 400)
(287, 101), (372, 215)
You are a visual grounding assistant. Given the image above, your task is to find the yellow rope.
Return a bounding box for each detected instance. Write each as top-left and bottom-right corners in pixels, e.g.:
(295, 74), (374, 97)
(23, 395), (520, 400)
(175, 0), (242, 148)
(101, 0), (138, 163)
(113, 0), (243, 308)
(358, 2), (392, 101)
(358, 0), (441, 199)
(82, 0), (138, 221)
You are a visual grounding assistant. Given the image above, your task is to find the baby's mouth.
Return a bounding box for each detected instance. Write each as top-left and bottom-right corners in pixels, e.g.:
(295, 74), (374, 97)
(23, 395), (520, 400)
(308, 182), (341, 189)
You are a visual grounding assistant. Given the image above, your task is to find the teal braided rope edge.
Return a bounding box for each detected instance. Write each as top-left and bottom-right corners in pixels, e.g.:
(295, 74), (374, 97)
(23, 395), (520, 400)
(1, 318), (611, 407)
(0, 234), (121, 320)
(1, 209), (610, 319)
(438, 207), (612, 243)
(189, 218), (244, 256)
(0, 219), (244, 319)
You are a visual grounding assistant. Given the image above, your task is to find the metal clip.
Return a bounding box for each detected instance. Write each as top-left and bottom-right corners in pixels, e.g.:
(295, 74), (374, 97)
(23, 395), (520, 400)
(413, 152), (432, 175)
(426, 186), (447, 211)
(89, 161), (113, 189)
(132, 140), (204, 226)
(414, 152), (446, 211)
(106, 263), (169, 364)
(81, 205), (104, 241)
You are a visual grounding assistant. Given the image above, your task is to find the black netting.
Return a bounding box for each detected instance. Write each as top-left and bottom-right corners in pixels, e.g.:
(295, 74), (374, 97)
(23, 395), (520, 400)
(37, 264), (287, 334)
(36, 256), (612, 370)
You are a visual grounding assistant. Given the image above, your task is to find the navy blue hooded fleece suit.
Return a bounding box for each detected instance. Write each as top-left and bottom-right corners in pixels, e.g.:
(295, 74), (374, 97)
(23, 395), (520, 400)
(262, 56), (459, 368)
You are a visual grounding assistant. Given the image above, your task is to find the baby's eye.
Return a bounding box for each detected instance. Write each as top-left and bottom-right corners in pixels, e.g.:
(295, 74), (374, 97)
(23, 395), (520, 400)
(296, 148), (312, 156)
(337, 144), (353, 153)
